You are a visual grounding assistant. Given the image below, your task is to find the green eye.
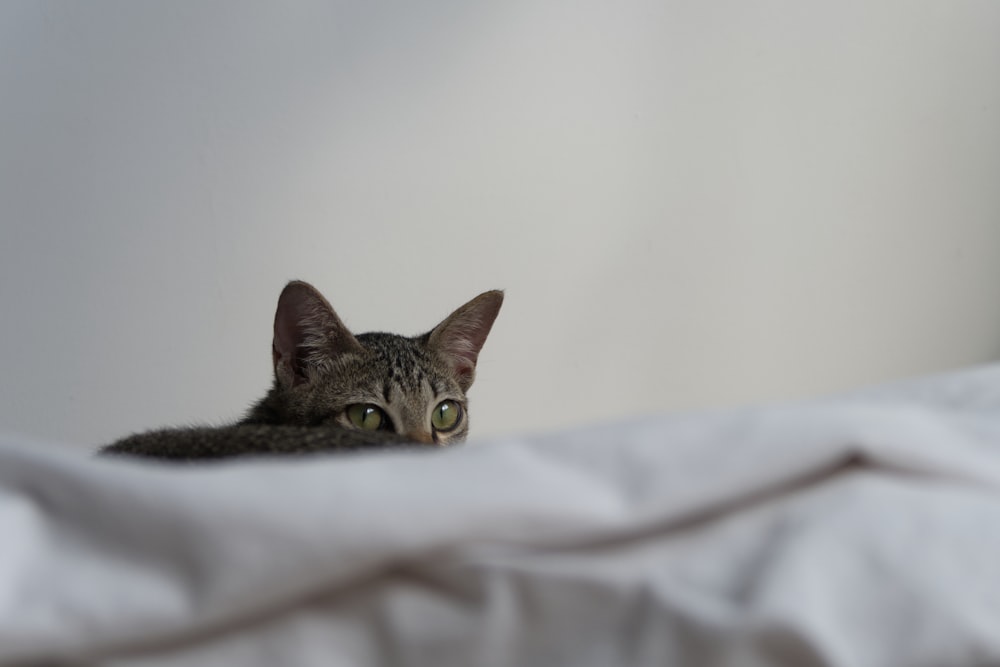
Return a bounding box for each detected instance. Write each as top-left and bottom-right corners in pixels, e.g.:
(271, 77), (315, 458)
(431, 400), (462, 432)
(346, 404), (386, 430)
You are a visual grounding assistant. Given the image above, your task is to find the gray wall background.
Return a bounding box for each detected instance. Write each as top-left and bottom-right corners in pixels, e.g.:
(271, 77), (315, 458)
(2, 1), (999, 447)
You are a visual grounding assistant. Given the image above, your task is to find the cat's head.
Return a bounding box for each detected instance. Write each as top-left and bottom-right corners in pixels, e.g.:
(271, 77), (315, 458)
(257, 281), (503, 445)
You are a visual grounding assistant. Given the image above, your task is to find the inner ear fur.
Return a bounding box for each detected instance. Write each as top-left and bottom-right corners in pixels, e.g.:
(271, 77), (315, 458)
(271, 280), (363, 388)
(426, 290), (504, 392)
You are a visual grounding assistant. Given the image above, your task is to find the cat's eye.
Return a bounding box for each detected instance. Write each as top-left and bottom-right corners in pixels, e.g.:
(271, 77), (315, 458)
(346, 404), (386, 430)
(431, 400), (462, 432)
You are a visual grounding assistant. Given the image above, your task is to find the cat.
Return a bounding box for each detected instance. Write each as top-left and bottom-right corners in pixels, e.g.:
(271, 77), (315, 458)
(100, 280), (503, 461)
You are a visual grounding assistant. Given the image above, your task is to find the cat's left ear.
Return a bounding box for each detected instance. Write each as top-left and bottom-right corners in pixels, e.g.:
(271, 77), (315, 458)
(272, 281), (363, 389)
(426, 290), (503, 392)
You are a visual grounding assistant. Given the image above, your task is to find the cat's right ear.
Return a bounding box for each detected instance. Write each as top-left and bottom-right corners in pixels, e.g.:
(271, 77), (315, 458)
(426, 290), (504, 392)
(272, 281), (363, 388)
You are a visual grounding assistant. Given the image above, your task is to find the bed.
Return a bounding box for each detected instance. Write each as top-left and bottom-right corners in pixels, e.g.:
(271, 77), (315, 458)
(3, 363), (1000, 666)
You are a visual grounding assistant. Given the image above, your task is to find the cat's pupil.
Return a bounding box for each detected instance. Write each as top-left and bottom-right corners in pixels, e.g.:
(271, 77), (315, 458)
(432, 400), (461, 432)
(347, 404), (385, 430)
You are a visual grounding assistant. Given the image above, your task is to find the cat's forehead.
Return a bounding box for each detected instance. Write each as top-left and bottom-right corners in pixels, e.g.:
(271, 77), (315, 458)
(353, 332), (451, 393)
(356, 332), (425, 364)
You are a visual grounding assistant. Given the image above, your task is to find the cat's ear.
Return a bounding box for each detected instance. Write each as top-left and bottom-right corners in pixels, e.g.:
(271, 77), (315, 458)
(426, 290), (504, 392)
(272, 281), (363, 388)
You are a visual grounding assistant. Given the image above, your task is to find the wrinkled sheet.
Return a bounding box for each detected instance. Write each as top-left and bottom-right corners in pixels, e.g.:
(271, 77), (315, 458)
(3, 365), (1000, 666)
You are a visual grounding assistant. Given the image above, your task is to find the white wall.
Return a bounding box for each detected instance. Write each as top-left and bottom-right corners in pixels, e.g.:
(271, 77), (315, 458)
(2, 1), (999, 448)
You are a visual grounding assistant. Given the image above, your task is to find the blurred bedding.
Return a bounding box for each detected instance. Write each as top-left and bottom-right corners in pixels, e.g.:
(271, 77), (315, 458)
(2, 364), (1000, 666)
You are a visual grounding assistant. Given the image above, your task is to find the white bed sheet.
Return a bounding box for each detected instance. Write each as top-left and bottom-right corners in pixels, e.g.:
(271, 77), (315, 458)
(2, 364), (1000, 666)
